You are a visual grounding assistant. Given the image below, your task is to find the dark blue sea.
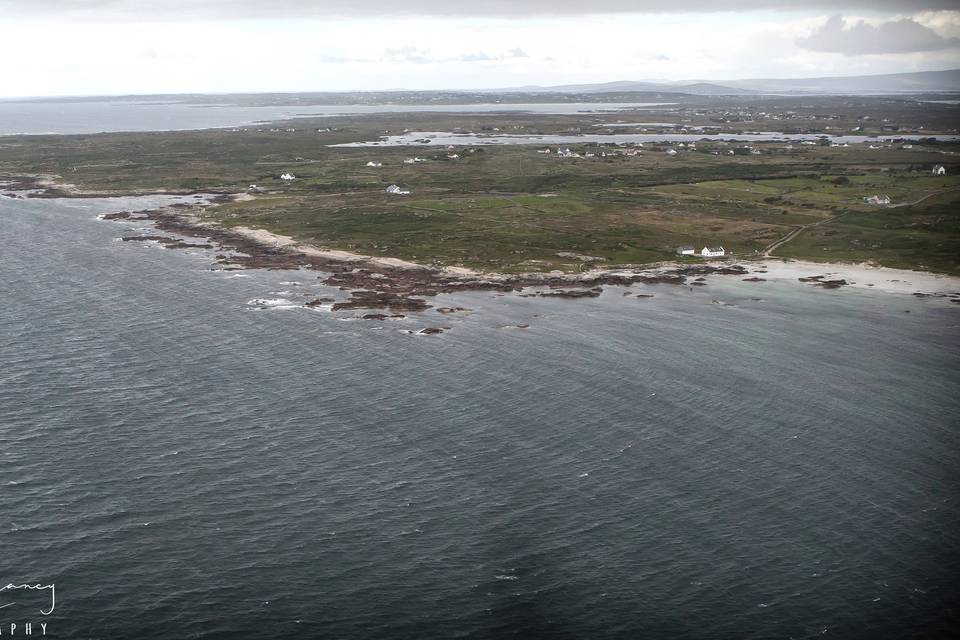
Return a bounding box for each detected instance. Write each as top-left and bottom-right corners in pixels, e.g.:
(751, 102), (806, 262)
(1, 194), (958, 639)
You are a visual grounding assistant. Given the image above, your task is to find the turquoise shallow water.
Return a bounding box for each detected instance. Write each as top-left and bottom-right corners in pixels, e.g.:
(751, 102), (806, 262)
(1, 195), (958, 639)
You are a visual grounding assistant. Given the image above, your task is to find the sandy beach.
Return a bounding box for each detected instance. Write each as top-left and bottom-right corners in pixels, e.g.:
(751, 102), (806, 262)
(230, 225), (480, 275)
(743, 259), (960, 297)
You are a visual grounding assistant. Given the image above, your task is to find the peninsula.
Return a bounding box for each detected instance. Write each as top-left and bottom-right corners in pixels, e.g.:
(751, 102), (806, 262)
(2, 92), (959, 282)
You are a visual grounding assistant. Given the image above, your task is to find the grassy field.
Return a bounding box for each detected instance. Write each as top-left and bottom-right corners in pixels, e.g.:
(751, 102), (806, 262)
(2, 107), (959, 274)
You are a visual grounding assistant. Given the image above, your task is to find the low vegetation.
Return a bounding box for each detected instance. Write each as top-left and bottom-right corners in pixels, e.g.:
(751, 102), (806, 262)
(2, 100), (958, 274)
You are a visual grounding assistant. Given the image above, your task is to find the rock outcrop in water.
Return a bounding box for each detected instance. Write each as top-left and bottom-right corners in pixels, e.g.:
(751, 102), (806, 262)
(536, 288), (603, 298)
(799, 275), (849, 289)
(332, 290), (431, 312)
(122, 235), (213, 249)
(304, 297), (336, 307)
(413, 327), (447, 335)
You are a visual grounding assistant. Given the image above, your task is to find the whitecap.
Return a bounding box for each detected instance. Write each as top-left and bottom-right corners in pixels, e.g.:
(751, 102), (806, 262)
(247, 298), (298, 310)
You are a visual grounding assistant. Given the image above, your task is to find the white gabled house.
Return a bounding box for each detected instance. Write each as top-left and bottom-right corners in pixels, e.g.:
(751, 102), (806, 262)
(385, 184), (411, 195)
(676, 245), (696, 256)
(933, 165), (946, 175)
(701, 246), (725, 258)
(280, 173), (296, 181)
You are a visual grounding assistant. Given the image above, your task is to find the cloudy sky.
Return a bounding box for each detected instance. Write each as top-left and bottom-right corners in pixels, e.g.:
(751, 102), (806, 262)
(2, 1), (959, 97)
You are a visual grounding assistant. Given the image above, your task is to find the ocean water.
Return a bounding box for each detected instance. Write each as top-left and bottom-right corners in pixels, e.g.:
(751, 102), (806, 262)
(0, 101), (672, 136)
(1, 195), (958, 639)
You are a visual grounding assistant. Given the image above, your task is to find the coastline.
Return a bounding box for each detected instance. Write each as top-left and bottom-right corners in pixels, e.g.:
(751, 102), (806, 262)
(93, 202), (960, 309)
(221, 223), (960, 297)
(5, 175), (960, 308)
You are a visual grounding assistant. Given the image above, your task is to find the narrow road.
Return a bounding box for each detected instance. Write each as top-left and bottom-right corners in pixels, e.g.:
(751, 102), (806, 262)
(762, 215), (840, 257)
(888, 185), (960, 208)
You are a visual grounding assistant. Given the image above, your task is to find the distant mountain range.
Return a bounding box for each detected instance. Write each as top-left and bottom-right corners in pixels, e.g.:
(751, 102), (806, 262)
(501, 69), (960, 96)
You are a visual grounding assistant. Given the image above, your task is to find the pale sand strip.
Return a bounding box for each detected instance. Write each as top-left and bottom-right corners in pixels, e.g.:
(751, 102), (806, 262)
(230, 226), (453, 272)
(747, 259), (960, 296)
(229, 223), (960, 296)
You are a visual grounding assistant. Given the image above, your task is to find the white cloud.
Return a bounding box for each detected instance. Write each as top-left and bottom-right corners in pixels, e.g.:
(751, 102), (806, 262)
(915, 10), (960, 39)
(797, 14), (960, 55)
(5, 1), (959, 19)
(1, 10), (958, 96)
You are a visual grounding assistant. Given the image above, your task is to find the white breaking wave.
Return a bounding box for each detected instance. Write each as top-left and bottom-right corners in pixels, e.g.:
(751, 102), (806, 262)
(247, 298), (299, 310)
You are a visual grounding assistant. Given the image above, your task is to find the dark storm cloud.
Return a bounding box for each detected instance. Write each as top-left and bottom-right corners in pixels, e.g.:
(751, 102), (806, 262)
(7, 0), (960, 19)
(798, 15), (960, 55)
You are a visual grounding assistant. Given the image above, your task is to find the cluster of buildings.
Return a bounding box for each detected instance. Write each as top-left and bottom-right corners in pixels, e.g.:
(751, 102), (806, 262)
(545, 147), (636, 159)
(676, 246), (726, 258)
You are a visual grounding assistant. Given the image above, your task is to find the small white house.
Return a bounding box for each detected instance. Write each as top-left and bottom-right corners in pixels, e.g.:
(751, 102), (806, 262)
(385, 184), (411, 195)
(366, 161), (383, 167)
(280, 173), (296, 181)
(666, 148), (678, 156)
(676, 245), (696, 256)
(701, 246), (725, 258)
(864, 194), (892, 205)
(933, 165), (946, 176)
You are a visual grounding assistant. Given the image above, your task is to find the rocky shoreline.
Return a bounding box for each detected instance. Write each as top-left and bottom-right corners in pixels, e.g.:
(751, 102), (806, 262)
(87, 196), (759, 311)
(5, 176), (959, 310)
